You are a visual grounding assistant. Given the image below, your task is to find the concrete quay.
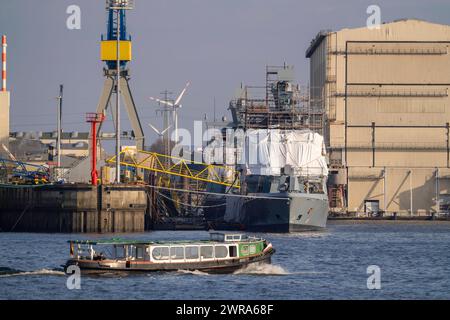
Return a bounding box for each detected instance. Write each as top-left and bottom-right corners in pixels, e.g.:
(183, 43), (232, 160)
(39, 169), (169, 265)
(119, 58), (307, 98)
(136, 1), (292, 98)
(0, 184), (148, 233)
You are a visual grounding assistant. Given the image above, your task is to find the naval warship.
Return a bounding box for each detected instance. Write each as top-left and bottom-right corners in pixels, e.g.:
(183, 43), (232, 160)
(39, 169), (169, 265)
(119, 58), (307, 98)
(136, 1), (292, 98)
(204, 65), (329, 232)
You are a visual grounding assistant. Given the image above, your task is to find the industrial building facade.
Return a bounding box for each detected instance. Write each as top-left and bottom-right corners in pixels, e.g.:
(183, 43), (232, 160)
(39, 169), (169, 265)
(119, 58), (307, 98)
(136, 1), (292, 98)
(306, 19), (450, 216)
(0, 91), (9, 158)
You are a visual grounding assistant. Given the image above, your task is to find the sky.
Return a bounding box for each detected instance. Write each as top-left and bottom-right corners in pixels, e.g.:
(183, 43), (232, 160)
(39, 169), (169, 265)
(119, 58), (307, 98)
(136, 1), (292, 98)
(1, 0), (450, 148)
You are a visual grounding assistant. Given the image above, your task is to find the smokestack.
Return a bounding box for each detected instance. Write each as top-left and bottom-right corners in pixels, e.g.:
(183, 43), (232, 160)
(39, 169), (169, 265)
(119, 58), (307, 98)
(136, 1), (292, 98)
(1, 35), (6, 91)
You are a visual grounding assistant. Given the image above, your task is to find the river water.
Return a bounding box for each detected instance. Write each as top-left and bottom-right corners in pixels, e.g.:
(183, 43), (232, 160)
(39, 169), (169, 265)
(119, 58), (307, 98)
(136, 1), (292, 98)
(0, 221), (449, 300)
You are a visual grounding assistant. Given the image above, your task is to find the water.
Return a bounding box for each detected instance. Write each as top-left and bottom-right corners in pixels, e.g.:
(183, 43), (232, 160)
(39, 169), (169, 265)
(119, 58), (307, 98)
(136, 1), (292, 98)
(0, 221), (449, 300)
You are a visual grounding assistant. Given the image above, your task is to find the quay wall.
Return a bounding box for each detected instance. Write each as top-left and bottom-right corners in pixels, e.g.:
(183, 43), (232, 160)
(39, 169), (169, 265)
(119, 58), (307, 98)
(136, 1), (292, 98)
(0, 184), (148, 233)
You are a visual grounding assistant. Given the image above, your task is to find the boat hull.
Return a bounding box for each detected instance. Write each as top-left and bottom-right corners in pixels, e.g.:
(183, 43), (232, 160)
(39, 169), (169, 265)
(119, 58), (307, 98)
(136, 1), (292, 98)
(64, 248), (275, 275)
(222, 192), (329, 233)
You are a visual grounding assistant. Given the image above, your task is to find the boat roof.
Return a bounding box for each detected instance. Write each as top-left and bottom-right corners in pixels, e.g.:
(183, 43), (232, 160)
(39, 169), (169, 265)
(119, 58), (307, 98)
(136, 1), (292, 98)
(68, 234), (263, 246)
(68, 239), (217, 245)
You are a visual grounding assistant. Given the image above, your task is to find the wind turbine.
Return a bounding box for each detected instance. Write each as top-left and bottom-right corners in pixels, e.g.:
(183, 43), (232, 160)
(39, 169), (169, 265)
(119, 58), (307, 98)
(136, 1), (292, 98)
(148, 123), (172, 139)
(149, 82), (190, 144)
(148, 123), (172, 158)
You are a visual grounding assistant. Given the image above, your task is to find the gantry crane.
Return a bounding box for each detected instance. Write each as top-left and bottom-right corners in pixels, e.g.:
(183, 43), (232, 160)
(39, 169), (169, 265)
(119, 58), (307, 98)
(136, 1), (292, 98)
(107, 148), (240, 188)
(95, 0), (144, 151)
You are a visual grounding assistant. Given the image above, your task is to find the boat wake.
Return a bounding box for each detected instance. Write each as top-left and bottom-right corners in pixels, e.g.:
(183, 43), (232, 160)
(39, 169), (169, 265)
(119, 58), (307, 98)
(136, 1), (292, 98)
(233, 263), (290, 276)
(175, 264), (292, 276)
(176, 269), (210, 276)
(0, 267), (65, 278)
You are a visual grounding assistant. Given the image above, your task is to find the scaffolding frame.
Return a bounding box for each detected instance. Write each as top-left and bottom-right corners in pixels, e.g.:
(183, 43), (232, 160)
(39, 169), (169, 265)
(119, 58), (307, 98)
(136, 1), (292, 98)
(229, 65), (325, 135)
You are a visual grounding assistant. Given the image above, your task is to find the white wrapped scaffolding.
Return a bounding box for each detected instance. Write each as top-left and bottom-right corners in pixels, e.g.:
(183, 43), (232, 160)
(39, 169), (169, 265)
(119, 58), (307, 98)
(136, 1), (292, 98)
(243, 129), (328, 177)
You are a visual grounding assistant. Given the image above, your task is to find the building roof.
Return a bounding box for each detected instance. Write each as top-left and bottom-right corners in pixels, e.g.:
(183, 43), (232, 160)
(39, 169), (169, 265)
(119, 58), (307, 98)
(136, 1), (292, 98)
(305, 19), (450, 58)
(7, 139), (88, 163)
(305, 30), (330, 58)
(10, 131), (90, 140)
(10, 131), (136, 140)
(8, 139), (48, 162)
(47, 141), (88, 150)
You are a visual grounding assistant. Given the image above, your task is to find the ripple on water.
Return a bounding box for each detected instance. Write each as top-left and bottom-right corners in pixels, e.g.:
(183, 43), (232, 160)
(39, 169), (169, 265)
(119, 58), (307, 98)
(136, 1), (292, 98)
(0, 223), (449, 299)
(0, 268), (65, 278)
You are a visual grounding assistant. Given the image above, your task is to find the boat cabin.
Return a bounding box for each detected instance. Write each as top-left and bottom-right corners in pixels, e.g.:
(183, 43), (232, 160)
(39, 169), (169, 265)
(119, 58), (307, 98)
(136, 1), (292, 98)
(68, 233), (266, 265)
(209, 232), (250, 242)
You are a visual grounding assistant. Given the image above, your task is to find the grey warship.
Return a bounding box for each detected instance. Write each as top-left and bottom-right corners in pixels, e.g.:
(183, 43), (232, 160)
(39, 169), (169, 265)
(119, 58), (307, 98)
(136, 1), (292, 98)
(205, 65), (329, 232)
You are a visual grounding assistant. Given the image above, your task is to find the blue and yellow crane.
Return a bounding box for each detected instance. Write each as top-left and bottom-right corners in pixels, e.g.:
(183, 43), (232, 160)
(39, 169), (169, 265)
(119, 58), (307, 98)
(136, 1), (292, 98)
(95, 0), (144, 151)
(101, 1), (132, 70)
(0, 158), (50, 185)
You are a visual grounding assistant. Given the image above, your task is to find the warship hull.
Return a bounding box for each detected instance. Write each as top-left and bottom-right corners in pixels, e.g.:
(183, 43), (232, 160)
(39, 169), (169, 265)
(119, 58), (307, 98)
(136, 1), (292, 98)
(223, 192), (329, 233)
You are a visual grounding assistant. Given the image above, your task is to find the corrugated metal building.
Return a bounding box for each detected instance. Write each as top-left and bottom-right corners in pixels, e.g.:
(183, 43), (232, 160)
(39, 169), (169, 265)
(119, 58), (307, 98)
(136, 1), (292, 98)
(306, 19), (450, 216)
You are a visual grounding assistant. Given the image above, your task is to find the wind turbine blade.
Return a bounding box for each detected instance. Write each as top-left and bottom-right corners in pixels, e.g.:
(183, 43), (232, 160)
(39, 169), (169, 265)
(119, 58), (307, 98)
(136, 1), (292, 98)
(150, 97), (174, 107)
(160, 125), (172, 136)
(148, 123), (161, 135)
(2, 144), (17, 161)
(175, 82), (190, 106)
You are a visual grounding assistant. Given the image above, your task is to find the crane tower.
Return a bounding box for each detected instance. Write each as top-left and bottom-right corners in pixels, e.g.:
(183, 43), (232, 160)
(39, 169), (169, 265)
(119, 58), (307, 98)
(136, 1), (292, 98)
(95, 0), (144, 154)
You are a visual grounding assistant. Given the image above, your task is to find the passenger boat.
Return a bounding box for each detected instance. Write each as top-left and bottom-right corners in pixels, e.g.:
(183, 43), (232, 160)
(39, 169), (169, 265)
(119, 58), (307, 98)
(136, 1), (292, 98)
(63, 233), (275, 274)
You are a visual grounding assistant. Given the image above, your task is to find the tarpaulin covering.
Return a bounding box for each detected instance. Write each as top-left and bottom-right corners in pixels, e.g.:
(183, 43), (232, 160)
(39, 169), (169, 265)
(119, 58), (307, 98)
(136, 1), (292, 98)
(243, 129), (328, 177)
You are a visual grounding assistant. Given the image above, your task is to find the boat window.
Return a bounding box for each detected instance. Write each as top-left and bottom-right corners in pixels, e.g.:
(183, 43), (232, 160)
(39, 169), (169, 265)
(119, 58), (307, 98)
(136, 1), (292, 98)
(185, 246), (199, 259)
(249, 245), (256, 254)
(200, 246), (213, 259)
(129, 245), (136, 259)
(136, 246), (144, 259)
(224, 234), (242, 241)
(170, 247), (184, 260)
(152, 247), (169, 261)
(229, 245), (237, 258)
(115, 245), (126, 259)
(145, 246), (151, 260)
(215, 245), (228, 258)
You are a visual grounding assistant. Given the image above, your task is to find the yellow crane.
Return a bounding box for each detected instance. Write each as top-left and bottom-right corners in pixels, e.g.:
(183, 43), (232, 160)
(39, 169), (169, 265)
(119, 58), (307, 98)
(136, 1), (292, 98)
(107, 147), (240, 188)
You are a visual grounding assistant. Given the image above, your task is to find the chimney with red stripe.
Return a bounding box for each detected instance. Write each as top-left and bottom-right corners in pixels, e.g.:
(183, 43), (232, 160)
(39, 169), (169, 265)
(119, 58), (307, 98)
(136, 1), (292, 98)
(0, 34), (9, 159)
(1, 35), (6, 91)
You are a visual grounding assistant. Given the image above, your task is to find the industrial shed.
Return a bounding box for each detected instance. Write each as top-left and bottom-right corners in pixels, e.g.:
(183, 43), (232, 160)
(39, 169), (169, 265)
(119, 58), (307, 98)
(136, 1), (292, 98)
(306, 19), (450, 216)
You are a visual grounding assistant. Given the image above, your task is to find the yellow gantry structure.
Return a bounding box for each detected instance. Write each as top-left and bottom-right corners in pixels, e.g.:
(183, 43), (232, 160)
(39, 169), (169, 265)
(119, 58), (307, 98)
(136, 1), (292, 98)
(107, 148), (240, 188)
